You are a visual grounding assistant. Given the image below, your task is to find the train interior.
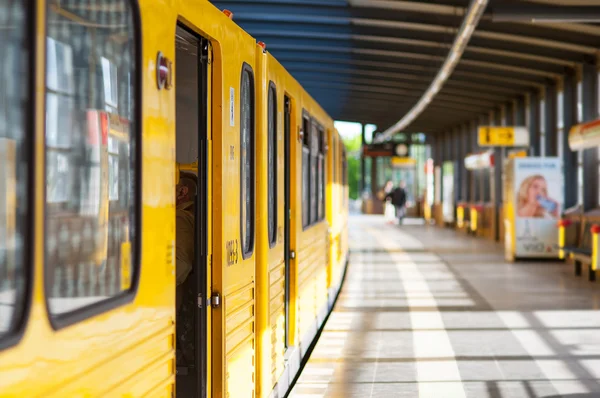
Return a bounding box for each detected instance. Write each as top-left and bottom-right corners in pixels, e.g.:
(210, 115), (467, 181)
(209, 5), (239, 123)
(174, 25), (208, 397)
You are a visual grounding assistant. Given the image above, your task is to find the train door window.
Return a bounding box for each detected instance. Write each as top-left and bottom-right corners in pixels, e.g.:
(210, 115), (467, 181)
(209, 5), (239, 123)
(268, 83), (277, 246)
(317, 126), (325, 221)
(0, 0), (31, 342)
(302, 113), (310, 228)
(44, 0), (138, 322)
(309, 120), (318, 224)
(240, 64), (255, 257)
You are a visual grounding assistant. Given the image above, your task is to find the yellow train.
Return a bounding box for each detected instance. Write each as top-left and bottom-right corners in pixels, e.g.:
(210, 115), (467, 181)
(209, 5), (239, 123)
(0, 0), (349, 397)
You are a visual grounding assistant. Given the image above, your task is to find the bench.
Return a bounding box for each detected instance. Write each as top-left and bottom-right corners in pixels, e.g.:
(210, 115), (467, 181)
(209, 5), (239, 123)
(560, 211), (600, 281)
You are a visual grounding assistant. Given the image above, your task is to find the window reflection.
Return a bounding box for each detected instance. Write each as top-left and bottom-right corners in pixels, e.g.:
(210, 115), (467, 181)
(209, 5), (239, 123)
(240, 68), (254, 256)
(0, 0), (29, 338)
(45, 0), (137, 317)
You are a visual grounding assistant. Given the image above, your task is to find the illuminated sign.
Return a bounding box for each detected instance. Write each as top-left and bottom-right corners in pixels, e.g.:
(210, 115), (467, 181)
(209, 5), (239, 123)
(464, 150), (494, 170)
(478, 126), (530, 147)
(569, 118), (600, 150)
(391, 157), (416, 167)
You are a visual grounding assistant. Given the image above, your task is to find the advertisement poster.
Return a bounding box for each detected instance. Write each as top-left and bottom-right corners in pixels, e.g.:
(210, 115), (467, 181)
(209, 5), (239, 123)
(424, 159), (434, 221)
(442, 161), (455, 223)
(513, 157), (562, 258)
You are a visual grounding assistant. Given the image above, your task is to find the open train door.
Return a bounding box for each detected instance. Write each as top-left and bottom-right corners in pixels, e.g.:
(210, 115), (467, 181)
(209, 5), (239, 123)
(174, 25), (212, 398)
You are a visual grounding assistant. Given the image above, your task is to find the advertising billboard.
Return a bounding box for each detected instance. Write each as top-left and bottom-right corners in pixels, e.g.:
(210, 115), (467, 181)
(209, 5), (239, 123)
(442, 161), (455, 223)
(510, 157), (563, 258)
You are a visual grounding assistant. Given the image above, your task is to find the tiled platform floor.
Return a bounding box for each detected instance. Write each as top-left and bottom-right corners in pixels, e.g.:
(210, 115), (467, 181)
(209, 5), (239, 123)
(289, 215), (600, 398)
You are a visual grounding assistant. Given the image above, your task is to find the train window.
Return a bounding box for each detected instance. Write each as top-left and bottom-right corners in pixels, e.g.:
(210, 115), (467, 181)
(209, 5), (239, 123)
(309, 121), (318, 224)
(317, 126), (325, 221)
(302, 114), (310, 228)
(342, 150), (347, 207)
(332, 135), (336, 184)
(268, 83), (277, 247)
(240, 65), (255, 258)
(44, 0), (138, 321)
(0, 0), (30, 341)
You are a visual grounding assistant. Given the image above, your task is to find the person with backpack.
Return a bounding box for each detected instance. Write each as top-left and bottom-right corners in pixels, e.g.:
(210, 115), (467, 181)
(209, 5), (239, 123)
(385, 181), (407, 225)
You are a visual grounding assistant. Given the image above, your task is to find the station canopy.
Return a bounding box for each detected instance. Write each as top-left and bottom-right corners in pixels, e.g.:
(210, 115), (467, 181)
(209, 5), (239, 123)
(211, 0), (600, 135)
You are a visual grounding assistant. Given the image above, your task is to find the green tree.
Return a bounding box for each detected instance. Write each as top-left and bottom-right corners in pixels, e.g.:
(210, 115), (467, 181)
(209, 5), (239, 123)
(342, 134), (362, 200)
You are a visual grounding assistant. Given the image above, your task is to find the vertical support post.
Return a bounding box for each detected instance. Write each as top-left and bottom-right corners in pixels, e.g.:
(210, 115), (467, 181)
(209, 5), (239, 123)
(582, 62), (599, 211)
(495, 108), (505, 241)
(462, 123), (470, 203)
(360, 123), (366, 195)
(563, 69), (578, 209)
(454, 127), (462, 204)
(545, 82), (558, 157)
(516, 96), (526, 126)
(506, 102), (515, 125)
(370, 156), (377, 197)
(472, 119), (480, 202)
(528, 91), (541, 156)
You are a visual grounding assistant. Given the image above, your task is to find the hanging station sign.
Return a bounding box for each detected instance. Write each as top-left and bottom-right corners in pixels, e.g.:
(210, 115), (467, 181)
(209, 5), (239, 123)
(362, 142), (411, 157)
(464, 150), (494, 170)
(477, 126), (530, 147)
(569, 118), (600, 150)
(391, 157), (416, 167)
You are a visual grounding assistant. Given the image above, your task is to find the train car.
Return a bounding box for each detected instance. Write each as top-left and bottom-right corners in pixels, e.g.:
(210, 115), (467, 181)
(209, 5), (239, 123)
(0, 0), (348, 397)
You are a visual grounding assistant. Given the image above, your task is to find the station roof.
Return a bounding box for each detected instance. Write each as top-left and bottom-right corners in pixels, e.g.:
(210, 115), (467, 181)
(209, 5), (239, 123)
(211, 0), (600, 135)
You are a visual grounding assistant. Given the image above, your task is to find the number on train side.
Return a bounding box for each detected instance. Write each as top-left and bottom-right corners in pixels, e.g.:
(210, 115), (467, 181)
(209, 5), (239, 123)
(226, 239), (239, 266)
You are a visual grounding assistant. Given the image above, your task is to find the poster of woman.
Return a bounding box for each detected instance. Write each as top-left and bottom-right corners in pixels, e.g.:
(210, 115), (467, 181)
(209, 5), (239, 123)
(512, 157), (563, 258)
(517, 175), (560, 219)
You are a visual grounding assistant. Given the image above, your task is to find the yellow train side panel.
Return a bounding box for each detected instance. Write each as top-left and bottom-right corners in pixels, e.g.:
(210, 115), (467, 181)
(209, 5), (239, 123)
(0, 1), (350, 397)
(1, 1), (178, 395)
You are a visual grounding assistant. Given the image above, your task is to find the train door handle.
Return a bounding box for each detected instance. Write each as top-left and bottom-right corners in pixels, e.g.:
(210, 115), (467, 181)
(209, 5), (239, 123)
(203, 292), (221, 308)
(210, 293), (221, 308)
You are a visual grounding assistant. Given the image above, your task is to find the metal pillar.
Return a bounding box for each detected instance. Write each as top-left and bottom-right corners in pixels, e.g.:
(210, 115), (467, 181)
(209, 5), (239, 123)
(506, 102), (515, 125)
(544, 82), (558, 157)
(582, 63), (599, 211)
(516, 96), (526, 125)
(370, 156), (377, 196)
(454, 126), (465, 203)
(563, 70), (578, 209)
(492, 108), (500, 126)
(360, 123), (366, 195)
(471, 120), (480, 202)
(495, 108), (505, 241)
(462, 124), (470, 203)
(528, 91), (541, 156)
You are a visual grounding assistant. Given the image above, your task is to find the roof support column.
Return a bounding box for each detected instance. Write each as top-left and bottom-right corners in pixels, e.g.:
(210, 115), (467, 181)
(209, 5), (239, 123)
(454, 126), (466, 204)
(516, 96), (526, 126)
(562, 70), (578, 209)
(451, 128), (460, 204)
(462, 124), (470, 203)
(370, 154), (378, 197)
(582, 62), (599, 211)
(472, 120), (480, 202)
(544, 82), (558, 157)
(506, 102), (515, 125)
(495, 108), (505, 241)
(360, 123), (366, 195)
(433, 134), (443, 207)
(528, 91), (541, 156)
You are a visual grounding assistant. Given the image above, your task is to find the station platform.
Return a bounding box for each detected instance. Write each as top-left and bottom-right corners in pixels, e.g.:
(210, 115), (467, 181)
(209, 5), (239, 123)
(289, 215), (600, 398)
